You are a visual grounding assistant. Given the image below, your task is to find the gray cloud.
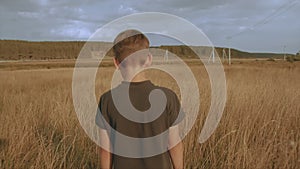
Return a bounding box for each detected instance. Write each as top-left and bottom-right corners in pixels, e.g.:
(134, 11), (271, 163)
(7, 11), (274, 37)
(0, 0), (299, 53)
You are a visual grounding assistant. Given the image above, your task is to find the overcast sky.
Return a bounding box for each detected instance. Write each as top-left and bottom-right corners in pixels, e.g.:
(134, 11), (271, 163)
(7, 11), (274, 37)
(0, 0), (299, 53)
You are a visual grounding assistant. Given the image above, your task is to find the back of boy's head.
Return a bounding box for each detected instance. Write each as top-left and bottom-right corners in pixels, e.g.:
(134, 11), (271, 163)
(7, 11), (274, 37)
(113, 29), (150, 67)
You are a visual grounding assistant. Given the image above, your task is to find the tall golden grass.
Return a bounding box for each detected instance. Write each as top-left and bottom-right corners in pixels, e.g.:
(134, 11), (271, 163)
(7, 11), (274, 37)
(0, 61), (299, 168)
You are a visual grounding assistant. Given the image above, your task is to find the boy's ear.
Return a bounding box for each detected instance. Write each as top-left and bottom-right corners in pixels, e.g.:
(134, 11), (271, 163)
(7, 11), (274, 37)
(113, 57), (120, 69)
(144, 53), (152, 67)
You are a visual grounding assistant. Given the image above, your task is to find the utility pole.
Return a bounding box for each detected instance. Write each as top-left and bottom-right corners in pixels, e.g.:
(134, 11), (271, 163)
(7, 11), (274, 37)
(164, 49), (169, 63)
(212, 49), (215, 63)
(222, 48), (226, 61)
(229, 48), (231, 65)
(208, 48), (215, 63)
(283, 45), (286, 61)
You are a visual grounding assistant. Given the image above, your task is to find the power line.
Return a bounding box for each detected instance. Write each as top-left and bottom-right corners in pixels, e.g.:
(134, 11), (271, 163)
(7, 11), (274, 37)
(226, 0), (299, 40)
(254, 0), (298, 27)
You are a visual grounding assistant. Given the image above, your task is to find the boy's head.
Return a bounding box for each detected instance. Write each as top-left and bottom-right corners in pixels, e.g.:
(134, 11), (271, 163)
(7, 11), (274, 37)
(112, 29), (151, 69)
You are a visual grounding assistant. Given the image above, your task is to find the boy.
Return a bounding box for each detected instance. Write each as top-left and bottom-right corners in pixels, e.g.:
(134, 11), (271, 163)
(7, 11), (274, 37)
(96, 29), (184, 169)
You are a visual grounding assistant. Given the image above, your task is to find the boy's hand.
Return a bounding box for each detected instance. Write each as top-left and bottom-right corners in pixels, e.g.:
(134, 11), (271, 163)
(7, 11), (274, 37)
(168, 125), (184, 169)
(99, 129), (112, 169)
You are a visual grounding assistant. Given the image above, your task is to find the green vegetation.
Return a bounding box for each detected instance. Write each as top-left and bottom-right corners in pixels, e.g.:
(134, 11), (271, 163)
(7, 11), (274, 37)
(0, 40), (296, 60)
(286, 55), (300, 62)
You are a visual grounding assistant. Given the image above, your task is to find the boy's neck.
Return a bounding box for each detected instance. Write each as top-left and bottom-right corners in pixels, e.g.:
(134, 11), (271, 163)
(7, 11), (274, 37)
(123, 72), (148, 82)
(131, 75), (147, 82)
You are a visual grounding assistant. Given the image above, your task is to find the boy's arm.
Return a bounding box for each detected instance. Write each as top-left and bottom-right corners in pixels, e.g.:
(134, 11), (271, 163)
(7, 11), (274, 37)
(99, 129), (112, 169)
(168, 125), (184, 169)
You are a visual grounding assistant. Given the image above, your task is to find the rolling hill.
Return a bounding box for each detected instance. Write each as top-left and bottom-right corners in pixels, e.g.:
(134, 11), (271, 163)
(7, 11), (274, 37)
(0, 40), (295, 60)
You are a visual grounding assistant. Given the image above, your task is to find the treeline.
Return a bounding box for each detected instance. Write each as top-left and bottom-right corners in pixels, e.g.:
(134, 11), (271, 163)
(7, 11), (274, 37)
(158, 45), (294, 59)
(0, 40), (113, 60)
(0, 40), (294, 60)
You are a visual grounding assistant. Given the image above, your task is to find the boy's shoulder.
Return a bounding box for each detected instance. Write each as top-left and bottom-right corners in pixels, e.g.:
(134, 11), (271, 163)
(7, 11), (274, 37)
(157, 86), (176, 95)
(99, 89), (113, 104)
(100, 82), (177, 99)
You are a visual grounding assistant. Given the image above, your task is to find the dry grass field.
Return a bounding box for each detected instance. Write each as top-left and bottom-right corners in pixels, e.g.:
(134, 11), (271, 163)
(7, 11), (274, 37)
(0, 60), (299, 168)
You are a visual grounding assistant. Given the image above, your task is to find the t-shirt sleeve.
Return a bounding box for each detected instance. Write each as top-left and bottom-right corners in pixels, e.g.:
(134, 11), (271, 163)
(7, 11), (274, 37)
(168, 91), (185, 127)
(95, 95), (110, 130)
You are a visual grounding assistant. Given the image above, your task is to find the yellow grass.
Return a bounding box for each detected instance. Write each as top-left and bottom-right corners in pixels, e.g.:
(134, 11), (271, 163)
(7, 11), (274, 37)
(0, 60), (299, 168)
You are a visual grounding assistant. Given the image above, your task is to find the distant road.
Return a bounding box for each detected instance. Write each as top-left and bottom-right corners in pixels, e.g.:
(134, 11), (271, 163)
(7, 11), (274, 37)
(0, 60), (20, 63)
(0, 58), (291, 71)
(0, 59), (76, 63)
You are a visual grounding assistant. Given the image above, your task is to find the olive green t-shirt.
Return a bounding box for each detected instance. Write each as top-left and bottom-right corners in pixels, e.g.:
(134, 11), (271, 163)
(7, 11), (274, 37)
(96, 80), (183, 169)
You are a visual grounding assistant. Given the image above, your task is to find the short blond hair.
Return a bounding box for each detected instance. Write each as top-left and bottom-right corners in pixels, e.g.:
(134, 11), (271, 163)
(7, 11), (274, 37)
(113, 29), (149, 63)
